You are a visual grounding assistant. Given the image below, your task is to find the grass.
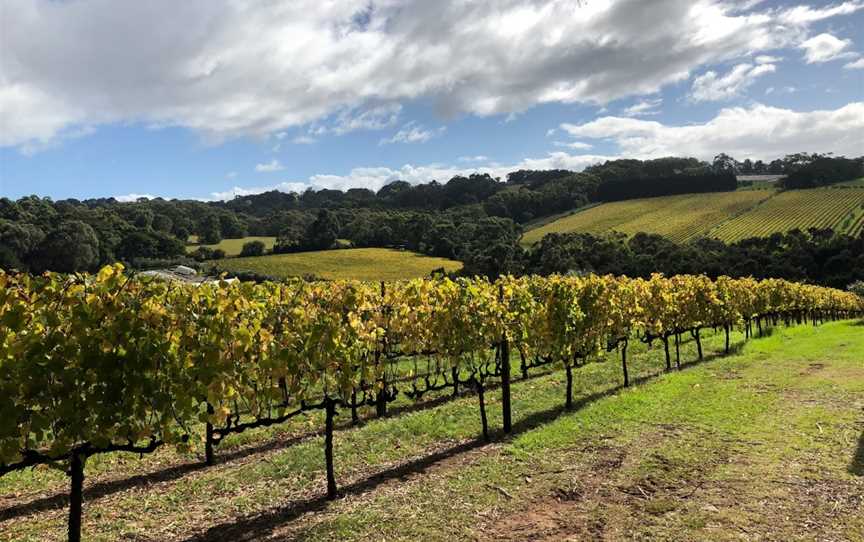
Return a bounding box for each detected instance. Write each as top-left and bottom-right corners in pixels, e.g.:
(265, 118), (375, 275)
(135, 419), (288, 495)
(521, 191), (772, 245)
(1, 319), (862, 541)
(186, 236), (277, 256)
(522, 187), (864, 245)
(212, 248), (463, 280)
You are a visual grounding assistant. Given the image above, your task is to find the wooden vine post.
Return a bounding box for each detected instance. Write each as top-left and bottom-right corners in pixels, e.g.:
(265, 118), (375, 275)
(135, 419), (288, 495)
(324, 397), (338, 500)
(204, 403), (215, 465)
(376, 281), (388, 418)
(498, 284), (512, 434)
(68, 451), (85, 542)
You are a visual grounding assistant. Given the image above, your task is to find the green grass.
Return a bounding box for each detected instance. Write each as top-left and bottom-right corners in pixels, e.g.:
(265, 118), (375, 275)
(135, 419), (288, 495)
(186, 236), (277, 256)
(2, 320), (862, 541)
(212, 247), (463, 280)
(522, 187), (864, 245)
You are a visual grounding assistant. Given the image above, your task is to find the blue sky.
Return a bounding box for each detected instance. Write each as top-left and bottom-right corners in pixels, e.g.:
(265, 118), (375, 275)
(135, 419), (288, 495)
(1, 0), (862, 201)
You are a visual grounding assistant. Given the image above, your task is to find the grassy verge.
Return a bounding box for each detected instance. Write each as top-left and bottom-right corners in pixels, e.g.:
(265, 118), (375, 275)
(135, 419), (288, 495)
(1, 321), (862, 541)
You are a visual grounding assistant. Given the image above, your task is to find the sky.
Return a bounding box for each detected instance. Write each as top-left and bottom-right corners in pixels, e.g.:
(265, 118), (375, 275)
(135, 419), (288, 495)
(0, 0), (862, 202)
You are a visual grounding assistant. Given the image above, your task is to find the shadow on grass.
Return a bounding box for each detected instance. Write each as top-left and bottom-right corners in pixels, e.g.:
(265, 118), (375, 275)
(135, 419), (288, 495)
(0, 334), (744, 526)
(851, 429), (864, 476)
(0, 368), (552, 523)
(180, 343), (741, 542)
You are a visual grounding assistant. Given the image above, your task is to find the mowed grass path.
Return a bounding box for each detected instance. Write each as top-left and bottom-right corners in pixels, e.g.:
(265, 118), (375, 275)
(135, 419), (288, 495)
(522, 187), (864, 245)
(1, 320), (862, 540)
(214, 247), (462, 280)
(186, 236), (277, 256)
(521, 191), (772, 245)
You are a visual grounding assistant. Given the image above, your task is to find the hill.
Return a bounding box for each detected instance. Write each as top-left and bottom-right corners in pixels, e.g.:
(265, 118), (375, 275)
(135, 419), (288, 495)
(522, 187), (864, 245)
(213, 247), (462, 280)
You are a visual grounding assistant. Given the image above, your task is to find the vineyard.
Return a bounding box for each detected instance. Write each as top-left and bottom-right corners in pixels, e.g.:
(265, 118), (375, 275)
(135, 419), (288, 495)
(520, 191), (773, 244)
(522, 188), (864, 245)
(709, 188), (864, 242)
(212, 247), (463, 280)
(1, 265), (862, 541)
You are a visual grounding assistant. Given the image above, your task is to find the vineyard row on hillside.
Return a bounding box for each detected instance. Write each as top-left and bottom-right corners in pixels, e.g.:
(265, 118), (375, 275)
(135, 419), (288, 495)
(1, 265), (862, 541)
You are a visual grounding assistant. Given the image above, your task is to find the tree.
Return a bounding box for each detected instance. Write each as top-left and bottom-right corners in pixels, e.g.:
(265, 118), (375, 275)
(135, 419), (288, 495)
(240, 240), (266, 257)
(34, 221), (101, 273)
(200, 216), (222, 244)
(712, 153), (738, 174)
(302, 209), (340, 250)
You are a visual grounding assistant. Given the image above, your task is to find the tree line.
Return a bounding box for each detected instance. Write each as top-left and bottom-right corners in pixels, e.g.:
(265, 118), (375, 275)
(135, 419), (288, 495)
(1, 153), (861, 276)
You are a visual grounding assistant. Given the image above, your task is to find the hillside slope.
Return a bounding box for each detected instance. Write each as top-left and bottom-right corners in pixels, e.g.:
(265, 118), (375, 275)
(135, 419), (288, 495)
(522, 187), (864, 245)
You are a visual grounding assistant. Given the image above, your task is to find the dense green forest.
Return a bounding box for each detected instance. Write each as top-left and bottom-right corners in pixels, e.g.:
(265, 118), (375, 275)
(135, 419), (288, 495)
(1, 153), (861, 282)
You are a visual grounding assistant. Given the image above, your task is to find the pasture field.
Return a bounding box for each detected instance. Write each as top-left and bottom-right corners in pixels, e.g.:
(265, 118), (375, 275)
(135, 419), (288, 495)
(709, 188), (864, 242)
(1, 321), (861, 541)
(521, 190), (773, 245)
(522, 187), (864, 245)
(186, 236), (277, 256)
(213, 247), (462, 280)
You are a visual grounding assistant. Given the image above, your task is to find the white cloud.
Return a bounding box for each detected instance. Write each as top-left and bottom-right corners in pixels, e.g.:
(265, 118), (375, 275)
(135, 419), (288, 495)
(800, 33), (855, 63)
(379, 122), (445, 145)
(779, 1), (864, 24)
(690, 62), (776, 102)
(754, 55), (781, 64)
(226, 171), (238, 179)
(291, 135), (317, 144)
(255, 159), (285, 172)
(1, 0), (815, 150)
(559, 102), (864, 161)
(458, 155), (489, 162)
(553, 141), (594, 150)
(114, 193), (156, 202)
(331, 104), (402, 135)
(621, 98), (662, 117)
(845, 57), (864, 69)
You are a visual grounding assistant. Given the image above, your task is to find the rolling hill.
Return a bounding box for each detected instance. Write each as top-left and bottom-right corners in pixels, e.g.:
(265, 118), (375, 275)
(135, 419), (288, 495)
(522, 187), (864, 245)
(213, 247), (462, 280)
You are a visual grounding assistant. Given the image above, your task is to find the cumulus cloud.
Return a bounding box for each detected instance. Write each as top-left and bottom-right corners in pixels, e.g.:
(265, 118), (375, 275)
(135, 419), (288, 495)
(690, 62), (776, 102)
(379, 122), (445, 145)
(621, 98), (662, 117)
(800, 33), (855, 63)
(559, 102), (864, 161)
(844, 57), (864, 69)
(255, 159), (285, 172)
(1, 0), (819, 150)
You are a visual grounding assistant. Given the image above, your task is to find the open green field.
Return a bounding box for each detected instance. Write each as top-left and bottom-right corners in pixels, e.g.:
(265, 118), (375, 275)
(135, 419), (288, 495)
(522, 187), (864, 245)
(213, 247), (462, 280)
(521, 191), (773, 245)
(186, 236), (277, 256)
(1, 319), (861, 541)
